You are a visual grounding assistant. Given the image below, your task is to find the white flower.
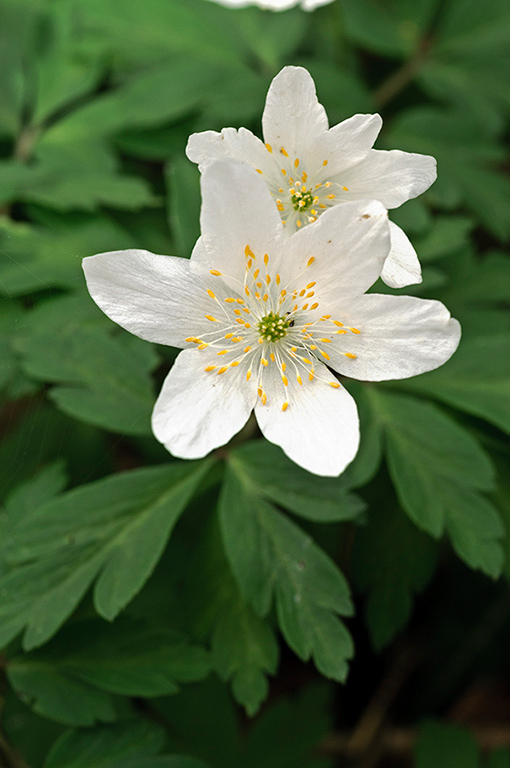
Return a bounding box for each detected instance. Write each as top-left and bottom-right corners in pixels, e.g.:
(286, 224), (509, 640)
(187, 66), (437, 289)
(204, 0), (333, 10)
(82, 161), (460, 477)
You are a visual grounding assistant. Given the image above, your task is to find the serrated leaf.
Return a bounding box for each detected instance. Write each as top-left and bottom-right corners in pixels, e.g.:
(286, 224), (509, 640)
(186, 517), (278, 716)
(0, 460), (211, 650)
(7, 619), (210, 726)
(352, 504), (438, 649)
(220, 461), (354, 681)
(14, 294), (159, 435)
(369, 390), (504, 577)
(44, 720), (166, 768)
(229, 441), (365, 523)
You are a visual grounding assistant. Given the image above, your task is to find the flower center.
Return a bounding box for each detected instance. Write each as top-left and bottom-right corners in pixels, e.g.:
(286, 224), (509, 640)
(290, 187), (314, 212)
(258, 311), (291, 342)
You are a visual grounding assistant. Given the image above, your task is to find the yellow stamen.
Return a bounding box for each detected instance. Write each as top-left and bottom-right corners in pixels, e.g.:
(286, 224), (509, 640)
(344, 352), (357, 359)
(205, 315), (217, 322)
(210, 269), (221, 276)
(218, 366), (228, 374)
(323, 159), (328, 166)
(297, 374), (302, 385)
(320, 338), (332, 343)
(198, 343), (208, 350)
(261, 358), (269, 366)
(265, 143), (272, 153)
(310, 302), (319, 310)
(282, 401), (289, 412)
(294, 158), (299, 168)
(224, 298), (236, 303)
(207, 289), (215, 298)
(320, 350), (330, 360)
(330, 382), (340, 388)
(245, 245), (255, 258)
(205, 366), (216, 372)
(350, 327), (361, 334)
(217, 350), (227, 356)
(230, 361), (239, 367)
(244, 346), (252, 353)
(307, 256), (315, 267)
(255, 168), (262, 174)
(280, 147), (289, 157)
(264, 253), (269, 265)
(247, 370), (252, 381)
(342, 186), (349, 191)
(282, 375), (288, 386)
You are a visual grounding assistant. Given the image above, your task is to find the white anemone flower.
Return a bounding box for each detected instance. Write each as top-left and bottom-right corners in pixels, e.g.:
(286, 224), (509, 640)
(205, 0), (333, 10)
(82, 161), (460, 477)
(187, 66), (437, 289)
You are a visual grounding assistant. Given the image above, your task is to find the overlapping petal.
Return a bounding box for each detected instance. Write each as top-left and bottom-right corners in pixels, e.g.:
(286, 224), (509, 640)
(199, 160), (284, 283)
(307, 113), (382, 176)
(152, 349), (257, 459)
(338, 150), (437, 210)
(254, 361), (360, 476)
(186, 127), (272, 175)
(325, 294), (461, 381)
(381, 222), (422, 289)
(280, 199), (390, 302)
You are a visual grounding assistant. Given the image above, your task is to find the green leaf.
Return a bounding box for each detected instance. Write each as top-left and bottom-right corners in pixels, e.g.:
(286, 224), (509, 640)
(220, 460), (354, 681)
(44, 720), (166, 768)
(229, 441), (365, 523)
(352, 504), (438, 649)
(0, 460), (211, 650)
(386, 108), (510, 239)
(415, 721), (479, 768)
(400, 332), (510, 436)
(7, 619), (210, 726)
(186, 517), (278, 716)
(14, 294), (159, 435)
(369, 390), (504, 577)
(166, 158), (201, 257)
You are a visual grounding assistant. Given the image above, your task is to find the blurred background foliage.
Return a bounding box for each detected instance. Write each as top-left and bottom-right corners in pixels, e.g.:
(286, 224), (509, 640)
(0, 0), (509, 765)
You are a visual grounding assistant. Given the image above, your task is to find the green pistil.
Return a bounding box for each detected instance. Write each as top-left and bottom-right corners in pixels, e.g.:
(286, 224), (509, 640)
(258, 312), (290, 342)
(291, 189), (314, 212)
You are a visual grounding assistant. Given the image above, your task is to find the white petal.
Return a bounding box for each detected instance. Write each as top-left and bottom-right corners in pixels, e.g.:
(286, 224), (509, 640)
(82, 250), (214, 347)
(186, 127), (274, 175)
(255, 362), (359, 477)
(200, 160), (284, 282)
(339, 149), (437, 209)
(381, 221), (422, 288)
(279, 199), (390, 302)
(152, 349), (257, 459)
(308, 113), (382, 176)
(326, 294), (461, 381)
(262, 66), (328, 160)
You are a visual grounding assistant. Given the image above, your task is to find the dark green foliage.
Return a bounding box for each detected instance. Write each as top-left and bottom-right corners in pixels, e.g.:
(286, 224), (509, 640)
(1, 0), (509, 764)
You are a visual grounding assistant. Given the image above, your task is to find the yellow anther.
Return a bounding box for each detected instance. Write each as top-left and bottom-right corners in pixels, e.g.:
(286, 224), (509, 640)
(302, 303), (308, 310)
(225, 333), (233, 339)
(255, 168), (263, 174)
(281, 168), (287, 175)
(257, 386), (263, 396)
(294, 158), (299, 168)
(205, 315), (217, 322)
(336, 329), (347, 335)
(266, 274), (271, 284)
(207, 289), (216, 298)
(253, 268), (260, 278)
(204, 365), (216, 372)
(321, 314), (331, 320)
(261, 358), (268, 366)
(185, 337), (197, 343)
(263, 294), (269, 302)
(297, 220), (302, 228)
(350, 327), (361, 334)
(310, 344), (317, 350)
(236, 318), (245, 324)
(276, 274), (281, 285)
(320, 338), (332, 343)
(290, 188), (296, 195)
(255, 292), (261, 299)
(224, 298), (236, 303)
(309, 372), (314, 380)
(310, 302), (319, 310)
(302, 171), (307, 183)
(282, 375), (288, 386)
(247, 370), (252, 381)
(232, 337), (242, 343)
(234, 309), (241, 315)
(265, 143), (273, 153)
(319, 204), (327, 209)
(210, 269), (221, 276)
(281, 362), (286, 372)
(245, 286), (250, 296)
(320, 350), (331, 360)
(258, 338), (264, 344)
(330, 382), (340, 388)
(264, 253), (269, 265)
(247, 259), (252, 268)
(270, 352), (275, 362)
(342, 186), (349, 191)
(302, 357), (312, 365)
(243, 308), (250, 313)
(217, 366), (228, 374)
(256, 282), (262, 289)
(282, 401), (289, 412)
(245, 245), (255, 258)
(325, 182), (332, 188)
(333, 320), (343, 326)
(277, 203), (285, 212)
(344, 352), (357, 359)
(307, 256), (315, 267)
(236, 298), (244, 304)
(230, 361), (239, 367)
(198, 344), (208, 350)
(323, 159), (328, 166)
(306, 282), (316, 289)
(327, 194), (336, 200)
(280, 289), (287, 297)
(297, 374), (302, 385)
(244, 346), (252, 353)
(217, 350), (228, 356)
(261, 392), (267, 405)
(280, 147), (289, 157)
